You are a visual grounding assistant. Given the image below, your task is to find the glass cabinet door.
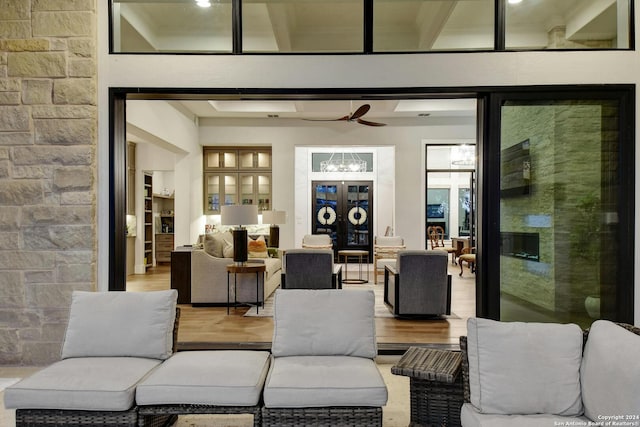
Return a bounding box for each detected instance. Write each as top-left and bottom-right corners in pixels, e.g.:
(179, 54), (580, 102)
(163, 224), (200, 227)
(240, 174), (254, 205)
(257, 174), (271, 211)
(205, 150), (237, 169)
(205, 173), (238, 213)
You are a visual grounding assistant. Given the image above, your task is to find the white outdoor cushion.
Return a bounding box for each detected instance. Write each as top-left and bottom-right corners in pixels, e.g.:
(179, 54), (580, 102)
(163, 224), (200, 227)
(271, 289), (377, 358)
(581, 320), (640, 421)
(263, 356), (388, 408)
(4, 357), (161, 411)
(466, 317), (583, 416)
(460, 403), (592, 427)
(136, 350), (271, 406)
(61, 290), (177, 360)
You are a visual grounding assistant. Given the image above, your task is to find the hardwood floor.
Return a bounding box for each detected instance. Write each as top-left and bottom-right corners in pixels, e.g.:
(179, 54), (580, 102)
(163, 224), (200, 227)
(127, 263), (475, 353)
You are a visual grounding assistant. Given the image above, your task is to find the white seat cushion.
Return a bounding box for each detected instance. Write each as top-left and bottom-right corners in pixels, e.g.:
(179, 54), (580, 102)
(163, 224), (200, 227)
(62, 290), (177, 360)
(461, 403), (592, 427)
(466, 317), (583, 416)
(581, 320), (640, 421)
(263, 356), (388, 408)
(136, 351), (271, 406)
(4, 357), (161, 411)
(272, 289), (377, 358)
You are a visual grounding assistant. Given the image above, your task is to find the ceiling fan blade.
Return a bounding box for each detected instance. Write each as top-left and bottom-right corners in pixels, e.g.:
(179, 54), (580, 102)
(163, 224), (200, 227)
(349, 104), (371, 120)
(357, 118), (387, 127)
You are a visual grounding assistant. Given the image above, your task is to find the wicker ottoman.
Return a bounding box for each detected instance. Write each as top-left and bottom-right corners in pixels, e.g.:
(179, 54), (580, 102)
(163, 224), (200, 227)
(391, 347), (464, 427)
(136, 350), (271, 427)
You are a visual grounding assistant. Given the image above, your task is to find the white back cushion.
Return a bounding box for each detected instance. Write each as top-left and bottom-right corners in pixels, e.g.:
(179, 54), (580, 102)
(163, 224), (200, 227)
(581, 320), (640, 421)
(62, 290), (177, 360)
(467, 317), (583, 416)
(272, 289), (377, 358)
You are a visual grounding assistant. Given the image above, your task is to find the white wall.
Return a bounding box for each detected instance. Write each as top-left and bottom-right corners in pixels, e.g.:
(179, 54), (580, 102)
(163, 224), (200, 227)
(97, 1), (640, 324)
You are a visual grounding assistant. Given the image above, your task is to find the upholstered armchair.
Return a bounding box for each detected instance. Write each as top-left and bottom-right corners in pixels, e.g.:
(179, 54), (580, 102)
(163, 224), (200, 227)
(373, 236), (405, 284)
(281, 249), (342, 289)
(301, 234), (333, 250)
(384, 250), (452, 317)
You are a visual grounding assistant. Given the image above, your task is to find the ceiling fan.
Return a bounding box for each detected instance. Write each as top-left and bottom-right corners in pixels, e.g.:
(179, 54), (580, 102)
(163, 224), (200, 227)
(304, 103), (387, 127)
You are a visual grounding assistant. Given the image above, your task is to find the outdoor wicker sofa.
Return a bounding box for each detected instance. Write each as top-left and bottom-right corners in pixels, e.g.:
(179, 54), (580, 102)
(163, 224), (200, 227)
(4, 290), (180, 427)
(262, 289), (388, 427)
(394, 318), (640, 427)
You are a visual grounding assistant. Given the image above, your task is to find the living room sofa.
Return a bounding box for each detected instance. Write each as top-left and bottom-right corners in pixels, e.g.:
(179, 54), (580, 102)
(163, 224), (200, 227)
(190, 231), (281, 305)
(405, 317), (640, 427)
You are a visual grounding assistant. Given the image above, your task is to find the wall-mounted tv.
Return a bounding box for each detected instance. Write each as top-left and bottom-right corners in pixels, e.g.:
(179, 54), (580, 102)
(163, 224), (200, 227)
(501, 139), (531, 198)
(427, 204), (445, 218)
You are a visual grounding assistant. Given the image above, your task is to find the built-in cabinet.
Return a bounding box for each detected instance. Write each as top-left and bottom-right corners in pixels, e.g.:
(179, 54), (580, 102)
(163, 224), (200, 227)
(153, 193), (174, 263)
(203, 147), (272, 214)
(143, 173), (153, 268)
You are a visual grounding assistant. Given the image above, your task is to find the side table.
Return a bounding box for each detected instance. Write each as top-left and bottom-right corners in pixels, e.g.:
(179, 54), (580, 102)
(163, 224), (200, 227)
(226, 263), (266, 315)
(338, 249), (369, 284)
(391, 347), (464, 427)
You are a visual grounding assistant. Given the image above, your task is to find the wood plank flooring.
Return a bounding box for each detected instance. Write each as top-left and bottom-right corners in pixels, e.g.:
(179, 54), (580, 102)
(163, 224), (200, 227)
(127, 263), (475, 353)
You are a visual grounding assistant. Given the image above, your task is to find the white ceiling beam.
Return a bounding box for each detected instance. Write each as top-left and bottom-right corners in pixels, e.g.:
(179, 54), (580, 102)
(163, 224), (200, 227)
(266, 4), (293, 52)
(119, 4), (160, 50)
(565, 0), (616, 40)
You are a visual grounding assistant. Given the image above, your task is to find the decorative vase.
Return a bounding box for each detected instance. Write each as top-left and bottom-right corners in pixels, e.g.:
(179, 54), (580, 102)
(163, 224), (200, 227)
(584, 295), (600, 319)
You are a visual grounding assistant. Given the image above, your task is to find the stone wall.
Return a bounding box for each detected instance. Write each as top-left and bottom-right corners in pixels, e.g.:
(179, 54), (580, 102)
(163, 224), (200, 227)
(0, 0), (97, 365)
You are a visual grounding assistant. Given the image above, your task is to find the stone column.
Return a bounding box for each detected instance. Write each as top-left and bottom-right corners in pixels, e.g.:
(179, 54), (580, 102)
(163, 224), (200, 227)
(0, 0), (97, 365)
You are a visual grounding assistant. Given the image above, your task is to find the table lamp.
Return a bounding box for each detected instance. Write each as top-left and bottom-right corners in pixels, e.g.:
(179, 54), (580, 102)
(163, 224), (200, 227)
(261, 210), (286, 248)
(221, 204), (258, 265)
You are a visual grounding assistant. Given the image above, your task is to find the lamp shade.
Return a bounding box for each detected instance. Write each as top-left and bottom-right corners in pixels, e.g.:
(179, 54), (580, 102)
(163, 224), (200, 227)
(220, 205), (258, 227)
(262, 210), (286, 225)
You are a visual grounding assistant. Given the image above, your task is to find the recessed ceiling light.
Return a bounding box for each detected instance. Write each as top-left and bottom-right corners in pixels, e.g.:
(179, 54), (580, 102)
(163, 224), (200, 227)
(508, 0), (522, 4)
(196, 0), (211, 7)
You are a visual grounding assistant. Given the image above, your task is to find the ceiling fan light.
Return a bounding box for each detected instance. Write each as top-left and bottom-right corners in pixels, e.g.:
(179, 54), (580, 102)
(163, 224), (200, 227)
(196, 0), (211, 7)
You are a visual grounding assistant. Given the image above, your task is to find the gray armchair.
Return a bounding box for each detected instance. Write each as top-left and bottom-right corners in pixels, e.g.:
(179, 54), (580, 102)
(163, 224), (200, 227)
(383, 250), (451, 317)
(281, 249), (342, 289)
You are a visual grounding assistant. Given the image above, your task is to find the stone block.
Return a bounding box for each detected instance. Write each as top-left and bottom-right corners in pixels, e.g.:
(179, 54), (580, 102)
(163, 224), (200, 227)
(0, 106), (30, 132)
(61, 190), (93, 205)
(0, 207), (21, 230)
(25, 283), (76, 308)
(0, 251), (56, 270)
(0, 271), (23, 297)
(8, 52), (66, 78)
(0, 64), (7, 78)
(33, 0), (95, 11)
(22, 79), (53, 104)
(54, 166), (92, 190)
(0, 330), (20, 363)
(22, 205), (92, 225)
(0, 181), (43, 205)
(50, 38), (68, 51)
(22, 341), (63, 365)
(58, 262), (93, 283)
(35, 118), (95, 145)
(0, 132), (33, 146)
(0, 39), (50, 52)
(0, 148), (7, 159)
(56, 250), (93, 265)
(32, 105), (96, 119)
(68, 38), (94, 57)
(0, 160), (9, 178)
(0, 78), (21, 91)
(23, 225), (93, 250)
(0, 21), (31, 39)
(0, 91), (20, 105)
(13, 145), (93, 166)
(53, 78), (96, 105)
(0, 232), (19, 249)
(11, 165), (54, 179)
(25, 270), (55, 284)
(33, 11), (93, 37)
(69, 58), (95, 77)
(0, 0), (30, 19)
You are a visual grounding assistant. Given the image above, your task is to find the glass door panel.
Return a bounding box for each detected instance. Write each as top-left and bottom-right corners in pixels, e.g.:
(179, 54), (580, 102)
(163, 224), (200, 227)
(223, 175), (237, 205)
(240, 175), (254, 205)
(498, 100), (621, 327)
(205, 174), (221, 213)
(257, 174), (271, 211)
(313, 183), (339, 247)
(346, 184), (370, 248)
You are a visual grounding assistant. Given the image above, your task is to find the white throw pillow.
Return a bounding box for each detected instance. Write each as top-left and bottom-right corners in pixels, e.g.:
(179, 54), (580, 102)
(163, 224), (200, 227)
(62, 290), (177, 360)
(466, 317), (583, 416)
(581, 320), (640, 421)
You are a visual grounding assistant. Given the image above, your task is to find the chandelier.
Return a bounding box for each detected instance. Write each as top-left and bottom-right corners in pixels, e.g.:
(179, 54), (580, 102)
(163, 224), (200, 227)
(451, 145), (476, 167)
(320, 152), (367, 173)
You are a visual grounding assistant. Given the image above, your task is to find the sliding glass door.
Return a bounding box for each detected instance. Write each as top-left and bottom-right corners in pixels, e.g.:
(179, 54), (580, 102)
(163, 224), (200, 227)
(481, 89), (634, 327)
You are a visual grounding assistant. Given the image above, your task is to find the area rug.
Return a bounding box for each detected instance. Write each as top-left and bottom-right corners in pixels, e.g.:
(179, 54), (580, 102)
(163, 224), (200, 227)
(244, 284), (458, 319)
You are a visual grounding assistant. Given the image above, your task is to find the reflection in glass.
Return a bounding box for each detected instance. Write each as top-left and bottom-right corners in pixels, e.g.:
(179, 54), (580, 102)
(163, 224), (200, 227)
(506, 0), (630, 50)
(373, 0), (494, 51)
(243, 0), (363, 52)
(499, 100), (619, 328)
(112, 0), (232, 53)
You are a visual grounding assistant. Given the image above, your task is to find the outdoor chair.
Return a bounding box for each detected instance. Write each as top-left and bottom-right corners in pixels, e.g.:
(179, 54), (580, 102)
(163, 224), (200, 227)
(384, 250), (452, 317)
(4, 290), (179, 427)
(373, 235), (406, 284)
(281, 249), (342, 289)
(262, 289), (388, 426)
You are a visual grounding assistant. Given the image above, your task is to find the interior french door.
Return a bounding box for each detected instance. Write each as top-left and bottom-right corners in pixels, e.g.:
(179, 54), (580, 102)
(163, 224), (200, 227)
(312, 181), (373, 256)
